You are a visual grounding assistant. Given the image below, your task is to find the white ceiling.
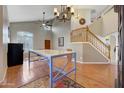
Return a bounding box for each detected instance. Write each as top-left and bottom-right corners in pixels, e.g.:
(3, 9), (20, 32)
(74, 5), (108, 14)
(7, 5), (109, 22)
(7, 5), (59, 22)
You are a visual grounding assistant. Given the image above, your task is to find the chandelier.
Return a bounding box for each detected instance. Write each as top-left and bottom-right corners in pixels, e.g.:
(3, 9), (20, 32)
(54, 5), (74, 22)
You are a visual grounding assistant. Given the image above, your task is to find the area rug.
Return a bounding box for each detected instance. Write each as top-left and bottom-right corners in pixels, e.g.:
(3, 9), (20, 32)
(20, 75), (84, 88)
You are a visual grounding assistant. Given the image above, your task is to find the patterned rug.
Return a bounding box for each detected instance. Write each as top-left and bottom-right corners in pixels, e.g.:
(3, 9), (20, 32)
(20, 75), (84, 88)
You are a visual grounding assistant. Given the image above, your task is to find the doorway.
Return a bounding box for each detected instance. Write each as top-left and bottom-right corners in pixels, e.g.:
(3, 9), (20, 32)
(45, 40), (51, 49)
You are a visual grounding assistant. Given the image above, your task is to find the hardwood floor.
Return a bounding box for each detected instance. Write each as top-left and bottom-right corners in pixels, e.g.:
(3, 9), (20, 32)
(0, 57), (116, 88)
(54, 58), (117, 88)
(0, 60), (49, 88)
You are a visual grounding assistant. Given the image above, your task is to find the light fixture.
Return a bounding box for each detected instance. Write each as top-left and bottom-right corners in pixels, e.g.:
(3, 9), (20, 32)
(54, 5), (74, 22)
(42, 12), (46, 26)
(75, 9), (80, 19)
(40, 12), (53, 30)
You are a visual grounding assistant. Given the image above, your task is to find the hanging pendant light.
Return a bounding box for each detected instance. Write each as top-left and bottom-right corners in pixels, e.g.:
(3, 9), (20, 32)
(42, 12), (46, 26)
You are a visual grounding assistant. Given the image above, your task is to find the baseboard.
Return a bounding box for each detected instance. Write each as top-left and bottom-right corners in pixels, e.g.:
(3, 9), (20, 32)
(110, 61), (118, 65)
(0, 66), (7, 83)
(81, 62), (110, 64)
(76, 61), (83, 63)
(75, 60), (110, 64)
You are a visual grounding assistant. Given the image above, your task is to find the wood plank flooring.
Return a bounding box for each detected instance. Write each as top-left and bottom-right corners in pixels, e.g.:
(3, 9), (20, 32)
(0, 57), (117, 88)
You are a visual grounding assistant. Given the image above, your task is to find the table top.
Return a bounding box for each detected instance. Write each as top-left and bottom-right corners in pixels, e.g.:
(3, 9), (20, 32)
(30, 49), (75, 57)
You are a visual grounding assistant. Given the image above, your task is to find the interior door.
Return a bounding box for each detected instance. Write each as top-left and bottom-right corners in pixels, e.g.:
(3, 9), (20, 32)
(45, 40), (51, 49)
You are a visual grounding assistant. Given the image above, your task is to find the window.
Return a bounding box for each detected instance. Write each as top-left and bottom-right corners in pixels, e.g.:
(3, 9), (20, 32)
(17, 32), (33, 51)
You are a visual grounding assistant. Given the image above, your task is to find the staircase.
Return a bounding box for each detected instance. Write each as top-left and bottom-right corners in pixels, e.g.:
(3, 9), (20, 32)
(70, 27), (110, 60)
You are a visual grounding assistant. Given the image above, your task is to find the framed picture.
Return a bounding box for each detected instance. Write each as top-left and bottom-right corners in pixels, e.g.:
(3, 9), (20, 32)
(58, 37), (64, 47)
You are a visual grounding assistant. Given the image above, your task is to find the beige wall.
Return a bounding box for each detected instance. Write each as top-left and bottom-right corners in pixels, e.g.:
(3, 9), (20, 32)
(0, 6), (9, 81)
(70, 43), (83, 62)
(83, 43), (108, 62)
(89, 8), (118, 37)
(89, 18), (103, 36)
(71, 9), (91, 30)
(102, 8), (118, 36)
(10, 22), (52, 50)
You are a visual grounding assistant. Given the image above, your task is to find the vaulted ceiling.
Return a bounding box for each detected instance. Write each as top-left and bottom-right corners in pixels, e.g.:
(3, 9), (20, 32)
(7, 5), (109, 22)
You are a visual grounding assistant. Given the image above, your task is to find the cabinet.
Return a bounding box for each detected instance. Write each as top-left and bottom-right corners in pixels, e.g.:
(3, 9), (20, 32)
(7, 43), (23, 67)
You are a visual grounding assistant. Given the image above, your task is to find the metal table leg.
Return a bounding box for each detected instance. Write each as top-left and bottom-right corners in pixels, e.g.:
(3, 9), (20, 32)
(28, 51), (30, 69)
(74, 53), (76, 81)
(48, 56), (53, 88)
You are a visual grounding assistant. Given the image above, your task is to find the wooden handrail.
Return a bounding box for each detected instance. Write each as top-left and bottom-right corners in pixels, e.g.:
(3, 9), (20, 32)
(71, 27), (88, 33)
(72, 27), (109, 48)
(71, 27), (110, 59)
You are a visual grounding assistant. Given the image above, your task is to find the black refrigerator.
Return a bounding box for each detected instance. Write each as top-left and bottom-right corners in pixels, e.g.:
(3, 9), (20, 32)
(7, 43), (23, 67)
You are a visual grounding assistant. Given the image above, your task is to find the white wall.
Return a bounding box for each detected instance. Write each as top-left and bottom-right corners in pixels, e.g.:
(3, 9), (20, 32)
(89, 8), (118, 37)
(0, 6), (9, 81)
(10, 22), (52, 50)
(71, 9), (91, 30)
(88, 18), (107, 44)
(102, 8), (118, 36)
(89, 18), (103, 36)
(83, 43), (108, 62)
(70, 43), (83, 62)
(52, 21), (84, 62)
(109, 32), (118, 64)
(52, 21), (71, 50)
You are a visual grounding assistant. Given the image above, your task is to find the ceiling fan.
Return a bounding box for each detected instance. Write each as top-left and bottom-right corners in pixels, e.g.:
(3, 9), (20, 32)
(39, 12), (54, 29)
